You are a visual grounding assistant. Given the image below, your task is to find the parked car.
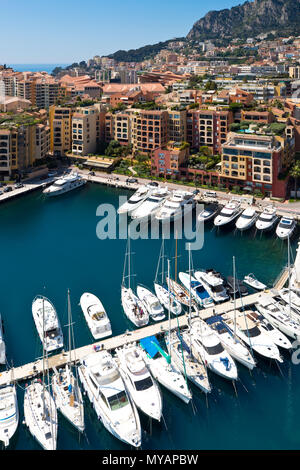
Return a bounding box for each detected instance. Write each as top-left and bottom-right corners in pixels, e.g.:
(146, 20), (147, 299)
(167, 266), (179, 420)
(126, 177), (138, 183)
(14, 183), (24, 189)
(0, 190), (3, 196)
(203, 190), (217, 198)
(88, 171), (95, 176)
(3, 186), (12, 193)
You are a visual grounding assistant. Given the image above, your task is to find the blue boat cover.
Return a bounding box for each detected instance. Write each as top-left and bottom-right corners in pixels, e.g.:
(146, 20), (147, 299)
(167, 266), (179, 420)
(206, 315), (234, 337)
(140, 335), (160, 358)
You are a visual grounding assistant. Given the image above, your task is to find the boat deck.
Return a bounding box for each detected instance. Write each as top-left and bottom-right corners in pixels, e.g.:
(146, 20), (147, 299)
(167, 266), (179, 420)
(0, 290), (276, 387)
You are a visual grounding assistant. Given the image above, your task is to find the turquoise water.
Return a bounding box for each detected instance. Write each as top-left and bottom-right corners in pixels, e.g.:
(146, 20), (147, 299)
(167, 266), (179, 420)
(7, 64), (68, 74)
(0, 183), (299, 450)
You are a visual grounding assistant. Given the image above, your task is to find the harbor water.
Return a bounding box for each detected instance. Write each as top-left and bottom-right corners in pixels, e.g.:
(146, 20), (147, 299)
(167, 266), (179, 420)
(0, 182), (299, 450)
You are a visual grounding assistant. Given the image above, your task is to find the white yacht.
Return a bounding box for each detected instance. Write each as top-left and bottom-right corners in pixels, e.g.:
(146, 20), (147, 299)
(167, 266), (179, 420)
(155, 190), (195, 223)
(255, 205), (278, 231)
(24, 379), (58, 450)
(178, 272), (214, 308)
(246, 310), (292, 350)
(139, 335), (192, 404)
(276, 216), (297, 240)
(52, 365), (84, 433)
(235, 207), (258, 231)
(153, 283), (182, 316)
(165, 330), (211, 394)
(43, 172), (86, 197)
(166, 276), (191, 307)
(115, 344), (162, 421)
(117, 185), (153, 215)
(279, 288), (300, 309)
(121, 287), (149, 327)
(78, 351), (141, 447)
(194, 270), (229, 303)
(243, 273), (266, 291)
(130, 187), (169, 221)
(214, 199), (242, 227)
(256, 295), (300, 341)
(136, 286), (165, 322)
(197, 203), (219, 223)
(223, 310), (283, 362)
(0, 314), (5, 364)
(80, 292), (112, 340)
(32, 296), (63, 352)
(0, 384), (19, 447)
(188, 319), (238, 381)
(206, 316), (256, 370)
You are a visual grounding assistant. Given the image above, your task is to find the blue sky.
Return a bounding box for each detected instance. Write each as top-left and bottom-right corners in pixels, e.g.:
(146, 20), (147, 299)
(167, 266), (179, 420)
(0, 0), (244, 63)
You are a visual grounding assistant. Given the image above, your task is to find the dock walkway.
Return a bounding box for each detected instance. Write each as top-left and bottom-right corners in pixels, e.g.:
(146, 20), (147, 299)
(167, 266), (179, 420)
(0, 291), (271, 387)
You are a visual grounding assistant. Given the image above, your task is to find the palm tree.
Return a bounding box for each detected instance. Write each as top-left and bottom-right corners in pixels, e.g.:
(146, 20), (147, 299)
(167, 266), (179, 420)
(290, 162), (300, 197)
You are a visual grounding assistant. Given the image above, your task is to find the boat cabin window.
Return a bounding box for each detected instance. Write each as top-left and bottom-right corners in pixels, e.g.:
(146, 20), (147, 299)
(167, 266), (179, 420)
(203, 342), (224, 355)
(45, 328), (59, 338)
(211, 285), (224, 293)
(107, 390), (129, 411)
(241, 213), (254, 220)
(147, 197), (160, 203)
(243, 326), (260, 337)
(134, 376), (153, 391)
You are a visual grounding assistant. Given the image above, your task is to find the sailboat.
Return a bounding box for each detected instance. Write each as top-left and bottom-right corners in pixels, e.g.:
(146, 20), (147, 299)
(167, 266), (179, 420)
(51, 289), (84, 433)
(165, 250), (211, 394)
(121, 234), (149, 327)
(0, 369), (19, 447)
(24, 296), (58, 450)
(139, 260), (192, 404)
(154, 237), (182, 316)
(205, 257), (256, 370)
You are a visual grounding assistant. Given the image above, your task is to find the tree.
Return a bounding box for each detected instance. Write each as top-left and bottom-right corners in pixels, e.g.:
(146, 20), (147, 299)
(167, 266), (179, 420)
(290, 162), (300, 196)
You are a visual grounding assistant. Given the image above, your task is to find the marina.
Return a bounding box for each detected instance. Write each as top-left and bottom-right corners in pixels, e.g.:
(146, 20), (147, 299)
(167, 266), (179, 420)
(1, 182), (300, 450)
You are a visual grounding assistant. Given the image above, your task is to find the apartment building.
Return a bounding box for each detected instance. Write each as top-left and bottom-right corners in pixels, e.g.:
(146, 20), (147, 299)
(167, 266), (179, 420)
(168, 109), (187, 144)
(49, 106), (73, 156)
(131, 109), (169, 154)
(220, 131), (292, 197)
(289, 66), (300, 79)
(186, 109), (233, 154)
(72, 106), (99, 155)
(151, 143), (189, 177)
(0, 121), (50, 178)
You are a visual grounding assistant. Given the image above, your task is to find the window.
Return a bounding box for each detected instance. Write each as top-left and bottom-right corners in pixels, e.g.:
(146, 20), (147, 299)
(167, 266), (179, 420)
(134, 376), (153, 391)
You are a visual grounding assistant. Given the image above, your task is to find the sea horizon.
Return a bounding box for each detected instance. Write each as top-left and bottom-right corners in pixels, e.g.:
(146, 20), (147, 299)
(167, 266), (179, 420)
(6, 63), (69, 73)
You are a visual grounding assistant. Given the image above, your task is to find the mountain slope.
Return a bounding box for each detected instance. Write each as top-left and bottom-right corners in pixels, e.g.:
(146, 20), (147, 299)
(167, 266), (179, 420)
(187, 0), (300, 41)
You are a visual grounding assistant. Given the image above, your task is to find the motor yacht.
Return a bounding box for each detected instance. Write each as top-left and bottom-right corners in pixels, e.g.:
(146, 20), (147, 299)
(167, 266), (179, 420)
(153, 283), (182, 316)
(276, 216), (297, 240)
(255, 205), (278, 231)
(197, 203), (219, 223)
(279, 288), (300, 309)
(243, 273), (266, 291)
(32, 296), (63, 352)
(117, 185), (153, 215)
(246, 310), (292, 350)
(188, 319), (238, 381)
(256, 295), (300, 341)
(139, 335), (192, 404)
(130, 187), (170, 221)
(80, 293), (112, 340)
(214, 199), (242, 227)
(0, 384), (18, 447)
(223, 310), (282, 362)
(194, 270), (229, 303)
(136, 286), (165, 321)
(206, 316), (256, 370)
(178, 272), (214, 308)
(115, 344), (162, 421)
(226, 276), (248, 297)
(78, 350), (141, 447)
(43, 172), (86, 197)
(155, 190), (195, 223)
(235, 207), (258, 231)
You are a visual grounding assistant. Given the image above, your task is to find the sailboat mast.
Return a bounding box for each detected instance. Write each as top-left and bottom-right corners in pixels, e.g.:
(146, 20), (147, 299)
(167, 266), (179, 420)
(167, 259), (172, 363)
(175, 234), (178, 283)
(288, 235), (291, 318)
(67, 289), (72, 365)
(188, 243), (192, 350)
(128, 229), (131, 291)
(162, 236), (165, 286)
(233, 256), (237, 338)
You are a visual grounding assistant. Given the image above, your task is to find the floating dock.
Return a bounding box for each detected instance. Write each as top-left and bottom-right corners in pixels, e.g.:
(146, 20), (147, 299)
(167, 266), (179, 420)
(0, 290), (277, 387)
